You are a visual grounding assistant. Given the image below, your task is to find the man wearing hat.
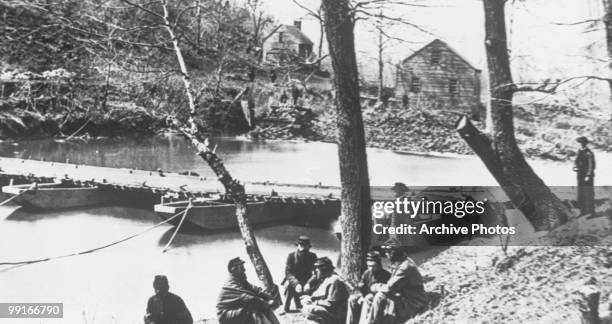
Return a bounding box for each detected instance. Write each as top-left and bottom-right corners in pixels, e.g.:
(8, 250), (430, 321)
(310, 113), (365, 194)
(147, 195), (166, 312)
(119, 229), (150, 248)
(346, 251), (391, 324)
(216, 257), (280, 324)
(300, 257), (349, 323)
(573, 136), (596, 215)
(282, 235), (318, 312)
(362, 238), (427, 323)
(144, 275), (193, 324)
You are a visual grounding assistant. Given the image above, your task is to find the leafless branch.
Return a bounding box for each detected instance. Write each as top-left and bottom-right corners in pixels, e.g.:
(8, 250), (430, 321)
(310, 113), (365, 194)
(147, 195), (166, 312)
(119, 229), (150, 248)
(551, 18), (600, 26)
(513, 76), (612, 94)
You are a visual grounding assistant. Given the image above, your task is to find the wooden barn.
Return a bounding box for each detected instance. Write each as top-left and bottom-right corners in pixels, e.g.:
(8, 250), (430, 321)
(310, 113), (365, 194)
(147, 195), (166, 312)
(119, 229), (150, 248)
(396, 39), (481, 113)
(263, 21), (313, 65)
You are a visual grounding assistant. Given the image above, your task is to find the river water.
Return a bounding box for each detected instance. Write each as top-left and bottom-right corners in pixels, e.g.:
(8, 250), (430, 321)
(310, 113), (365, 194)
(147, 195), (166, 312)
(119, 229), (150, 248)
(0, 136), (609, 323)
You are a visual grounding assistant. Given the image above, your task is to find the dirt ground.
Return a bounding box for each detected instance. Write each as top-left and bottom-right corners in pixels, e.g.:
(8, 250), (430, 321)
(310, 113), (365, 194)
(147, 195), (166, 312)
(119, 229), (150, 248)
(199, 201), (611, 324)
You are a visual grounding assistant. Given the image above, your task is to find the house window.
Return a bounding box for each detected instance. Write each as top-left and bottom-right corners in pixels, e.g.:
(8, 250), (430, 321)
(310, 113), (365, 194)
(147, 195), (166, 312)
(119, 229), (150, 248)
(278, 32), (284, 43)
(410, 77), (421, 93)
(431, 48), (441, 65)
(449, 78), (459, 95)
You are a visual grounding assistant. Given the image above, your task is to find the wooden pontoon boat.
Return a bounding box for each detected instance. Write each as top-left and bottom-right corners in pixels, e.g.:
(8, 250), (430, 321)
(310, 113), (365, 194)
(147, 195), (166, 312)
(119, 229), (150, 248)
(1, 182), (110, 211)
(154, 197), (271, 230)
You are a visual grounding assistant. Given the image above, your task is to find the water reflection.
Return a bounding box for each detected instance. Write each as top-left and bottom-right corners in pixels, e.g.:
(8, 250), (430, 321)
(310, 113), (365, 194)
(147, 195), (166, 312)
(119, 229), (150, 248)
(0, 205), (341, 323)
(1, 136), (606, 186)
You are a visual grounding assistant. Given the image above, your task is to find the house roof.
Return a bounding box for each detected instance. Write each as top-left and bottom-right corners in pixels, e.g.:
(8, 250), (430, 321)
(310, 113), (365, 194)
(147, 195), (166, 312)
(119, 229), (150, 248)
(278, 25), (313, 45)
(402, 39), (481, 72)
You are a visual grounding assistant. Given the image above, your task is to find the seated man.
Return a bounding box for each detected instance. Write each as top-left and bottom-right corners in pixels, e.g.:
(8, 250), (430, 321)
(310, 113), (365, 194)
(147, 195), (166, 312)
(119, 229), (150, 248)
(216, 257), (280, 324)
(283, 235), (317, 312)
(363, 238), (427, 324)
(301, 257), (348, 324)
(346, 251), (391, 324)
(144, 275), (193, 324)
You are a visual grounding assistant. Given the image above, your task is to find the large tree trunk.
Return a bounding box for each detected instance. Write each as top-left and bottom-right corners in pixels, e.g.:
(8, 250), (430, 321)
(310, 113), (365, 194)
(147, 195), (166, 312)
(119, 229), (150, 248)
(456, 0), (571, 231)
(160, 1), (279, 304)
(321, 0), (372, 286)
(603, 0), (612, 105)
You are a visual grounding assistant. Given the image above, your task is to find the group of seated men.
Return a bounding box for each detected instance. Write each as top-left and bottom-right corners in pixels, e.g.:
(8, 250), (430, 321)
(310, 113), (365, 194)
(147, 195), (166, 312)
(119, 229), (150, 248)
(144, 236), (427, 324)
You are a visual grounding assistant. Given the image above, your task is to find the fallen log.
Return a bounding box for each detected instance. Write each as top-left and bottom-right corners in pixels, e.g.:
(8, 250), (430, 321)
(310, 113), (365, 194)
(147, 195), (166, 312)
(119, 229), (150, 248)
(455, 116), (573, 231)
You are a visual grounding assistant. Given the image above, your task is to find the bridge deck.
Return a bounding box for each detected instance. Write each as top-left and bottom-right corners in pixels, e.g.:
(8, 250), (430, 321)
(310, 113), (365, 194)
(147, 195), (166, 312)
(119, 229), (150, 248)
(0, 157), (342, 200)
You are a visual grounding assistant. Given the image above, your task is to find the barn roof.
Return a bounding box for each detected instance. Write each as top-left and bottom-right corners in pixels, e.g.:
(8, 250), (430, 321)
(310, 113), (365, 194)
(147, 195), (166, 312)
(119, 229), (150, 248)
(402, 39), (481, 72)
(277, 25), (313, 45)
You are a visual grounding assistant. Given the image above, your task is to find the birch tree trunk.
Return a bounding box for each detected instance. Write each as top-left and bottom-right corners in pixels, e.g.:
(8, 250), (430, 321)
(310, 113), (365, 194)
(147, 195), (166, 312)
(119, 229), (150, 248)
(321, 0), (372, 286)
(603, 0), (612, 105)
(160, 1), (279, 304)
(457, 0), (572, 231)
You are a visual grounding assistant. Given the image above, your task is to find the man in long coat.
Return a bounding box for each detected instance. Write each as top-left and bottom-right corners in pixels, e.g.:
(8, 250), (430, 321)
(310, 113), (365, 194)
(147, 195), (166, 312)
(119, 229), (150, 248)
(283, 235), (317, 312)
(144, 275), (193, 324)
(300, 257), (349, 324)
(573, 136), (596, 215)
(363, 238), (427, 324)
(216, 257), (280, 324)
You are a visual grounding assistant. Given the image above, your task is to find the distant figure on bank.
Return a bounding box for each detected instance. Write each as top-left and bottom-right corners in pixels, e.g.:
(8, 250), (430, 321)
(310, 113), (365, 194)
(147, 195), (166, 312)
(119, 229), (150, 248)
(346, 251), (391, 324)
(283, 235), (317, 313)
(248, 68), (256, 82)
(269, 70), (277, 84)
(280, 91), (288, 104)
(216, 257), (279, 324)
(402, 94), (409, 109)
(144, 275), (193, 324)
(573, 136), (596, 215)
(300, 257), (349, 324)
(362, 238), (427, 324)
(291, 84), (301, 105)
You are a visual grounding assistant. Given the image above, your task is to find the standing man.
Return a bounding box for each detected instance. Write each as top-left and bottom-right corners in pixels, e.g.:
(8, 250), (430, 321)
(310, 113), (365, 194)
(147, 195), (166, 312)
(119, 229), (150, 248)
(346, 251), (391, 324)
(363, 238), (427, 324)
(283, 235), (317, 312)
(573, 136), (596, 215)
(216, 257), (280, 324)
(300, 257), (349, 324)
(291, 84), (301, 105)
(144, 275), (193, 324)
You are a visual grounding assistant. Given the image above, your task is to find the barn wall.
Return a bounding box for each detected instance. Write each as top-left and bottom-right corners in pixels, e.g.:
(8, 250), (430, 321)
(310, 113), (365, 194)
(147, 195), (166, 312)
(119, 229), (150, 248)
(396, 41), (481, 114)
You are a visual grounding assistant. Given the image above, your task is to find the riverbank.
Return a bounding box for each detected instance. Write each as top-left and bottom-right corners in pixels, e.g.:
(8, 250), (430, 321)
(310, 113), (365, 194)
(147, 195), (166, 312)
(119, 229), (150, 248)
(197, 205), (611, 324)
(253, 97), (611, 161)
(1, 75), (609, 161)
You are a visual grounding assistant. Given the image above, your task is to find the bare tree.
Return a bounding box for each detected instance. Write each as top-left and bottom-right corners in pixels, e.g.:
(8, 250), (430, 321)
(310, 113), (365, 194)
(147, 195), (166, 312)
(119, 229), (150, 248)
(321, 0), (372, 286)
(603, 0), (612, 103)
(457, 0), (572, 231)
(87, 0), (281, 302)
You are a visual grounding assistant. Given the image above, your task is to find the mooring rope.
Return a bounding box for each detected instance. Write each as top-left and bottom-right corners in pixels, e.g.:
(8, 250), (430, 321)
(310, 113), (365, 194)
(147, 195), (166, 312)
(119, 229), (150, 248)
(162, 201), (192, 253)
(0, 209), (188, 268)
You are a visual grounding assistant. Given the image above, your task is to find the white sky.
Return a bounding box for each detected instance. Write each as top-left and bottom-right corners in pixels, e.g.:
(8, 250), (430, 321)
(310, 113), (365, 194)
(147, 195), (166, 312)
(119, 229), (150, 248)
(259, 0), (607, 85)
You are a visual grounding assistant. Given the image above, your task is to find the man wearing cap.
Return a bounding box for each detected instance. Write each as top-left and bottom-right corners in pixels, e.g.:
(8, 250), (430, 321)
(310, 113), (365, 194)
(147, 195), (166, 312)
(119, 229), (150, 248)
(144, 275), (193, 324)
(216, 257), (280, 324)
(346, 251), (391, 324)
(283, 235), (318, 312)
(300, 257), (349, 324)
(573, 136), (596, 215)
(363, 238), (427, 323)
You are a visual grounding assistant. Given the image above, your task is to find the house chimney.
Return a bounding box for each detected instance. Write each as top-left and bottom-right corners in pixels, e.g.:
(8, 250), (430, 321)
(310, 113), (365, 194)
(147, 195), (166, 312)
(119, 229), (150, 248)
(293, 20), (302, 30)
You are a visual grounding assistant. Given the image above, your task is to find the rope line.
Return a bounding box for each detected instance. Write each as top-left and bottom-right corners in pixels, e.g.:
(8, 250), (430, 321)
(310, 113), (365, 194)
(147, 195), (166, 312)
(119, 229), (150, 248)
(0, 209), (187, 267)
(162, 201), (192, 253)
